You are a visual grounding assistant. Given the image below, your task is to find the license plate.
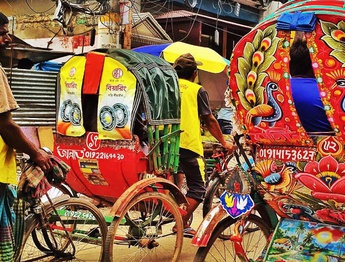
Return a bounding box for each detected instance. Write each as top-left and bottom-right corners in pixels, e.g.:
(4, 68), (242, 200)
(256, 146), (316, 162)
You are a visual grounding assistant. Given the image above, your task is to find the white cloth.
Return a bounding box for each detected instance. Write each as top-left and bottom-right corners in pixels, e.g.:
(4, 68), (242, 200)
(217, 107), (233, 121)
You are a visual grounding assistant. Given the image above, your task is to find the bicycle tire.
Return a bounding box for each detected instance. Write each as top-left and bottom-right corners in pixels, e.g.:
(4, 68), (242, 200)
(202, 177), (221, 217)
(104, 192), (183, 262)
(193, 214), (271, 262)
(19, 197), (107, 262)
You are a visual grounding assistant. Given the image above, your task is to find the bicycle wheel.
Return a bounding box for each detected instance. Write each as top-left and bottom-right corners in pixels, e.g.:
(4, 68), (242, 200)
(105, 192), (183, 262)
(194, 214), (271, 262)
(20, 198), (107, 261)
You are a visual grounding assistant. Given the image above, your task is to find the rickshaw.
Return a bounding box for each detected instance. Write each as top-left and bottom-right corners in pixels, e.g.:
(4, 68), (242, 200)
(53, 48), (187, 261)
(192, 0), (345, 261)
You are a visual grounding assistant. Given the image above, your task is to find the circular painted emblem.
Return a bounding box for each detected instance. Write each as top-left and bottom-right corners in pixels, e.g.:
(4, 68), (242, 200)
(113, 103), (129, 128)
(86, 132), (100, 151)
(70, 103), (81, 126)
(112, 68), (123, 79)
(318, 136), (344, 157)
(60, 99), (73, 122)
(99, 106), (117, 131)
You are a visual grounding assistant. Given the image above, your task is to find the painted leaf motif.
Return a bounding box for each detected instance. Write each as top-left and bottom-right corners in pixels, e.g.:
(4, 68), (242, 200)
(235, 73), (246, 94)
(330, 176), (345, 193)
(320, 20), (337, 35)
(304, 161), (320, 175)
(263, 25), (277, 38)
(330, 49), (345, 65)
(238, 92), (252, 111)
(259, 56), (276, 72)
(295, 173), (331, 193)
(321, 35), (343, 50)
(252, 30), (264, 50)
(318, 155), (339, 173)
(243, 42), (255, 62)
(255, 86), (265, 105)
(256, 73), (267, 91)
(238, 57), (250, 81)
(338, 20), (345, 31)
(265, 38), (280, 57)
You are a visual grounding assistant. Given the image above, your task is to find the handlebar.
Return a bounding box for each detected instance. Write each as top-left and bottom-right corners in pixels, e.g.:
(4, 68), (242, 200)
(204, 133), (254, 172)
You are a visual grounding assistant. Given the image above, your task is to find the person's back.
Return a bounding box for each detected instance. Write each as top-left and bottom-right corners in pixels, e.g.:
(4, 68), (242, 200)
(172, 53), (233, 237)
(289, 38), (333, 133)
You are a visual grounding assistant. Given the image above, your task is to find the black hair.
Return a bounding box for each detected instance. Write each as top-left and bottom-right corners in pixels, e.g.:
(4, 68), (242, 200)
(0, 12), (9, 26)
(18, 58), (34, 69)
(289, 39), (315, 78)
(174, 66), (195, 79)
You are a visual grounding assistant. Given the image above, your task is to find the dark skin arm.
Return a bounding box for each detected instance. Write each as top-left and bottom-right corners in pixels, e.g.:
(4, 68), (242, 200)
(0, 111), (53, 173)
(202, 113), (234, 151)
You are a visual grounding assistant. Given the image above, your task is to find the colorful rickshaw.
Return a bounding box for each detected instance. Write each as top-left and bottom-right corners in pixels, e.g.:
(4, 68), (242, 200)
(53, 48), (187, 262)
(193, 1), (345, 261)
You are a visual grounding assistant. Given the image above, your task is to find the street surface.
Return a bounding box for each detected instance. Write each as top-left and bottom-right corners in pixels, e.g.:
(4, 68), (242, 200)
(21, 191), (204, 262)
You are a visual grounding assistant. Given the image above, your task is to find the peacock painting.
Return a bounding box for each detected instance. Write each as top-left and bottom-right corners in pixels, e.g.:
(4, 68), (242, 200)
(234, 25), (282, 127)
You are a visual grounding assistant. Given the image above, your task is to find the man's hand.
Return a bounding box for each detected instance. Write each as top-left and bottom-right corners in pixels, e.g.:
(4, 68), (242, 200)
(31, 149), (53, 174)
(222, 140), (237, 153)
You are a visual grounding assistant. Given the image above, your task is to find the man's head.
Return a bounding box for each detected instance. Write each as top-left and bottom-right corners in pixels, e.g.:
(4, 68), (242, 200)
(289, 39), (315, 78)
(0, 12), (11, 48)
(173, 53), (202, 80)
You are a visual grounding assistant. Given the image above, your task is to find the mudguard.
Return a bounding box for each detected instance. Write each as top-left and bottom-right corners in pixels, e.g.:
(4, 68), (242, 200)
(109, 177), (187, 218)
(191, 204), (228, 247)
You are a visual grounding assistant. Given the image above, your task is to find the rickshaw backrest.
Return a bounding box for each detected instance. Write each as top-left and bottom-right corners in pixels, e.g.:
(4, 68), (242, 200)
(230, 2), (345, 146)
(228, 0), (345, 226)
(56, 49), (181, 174)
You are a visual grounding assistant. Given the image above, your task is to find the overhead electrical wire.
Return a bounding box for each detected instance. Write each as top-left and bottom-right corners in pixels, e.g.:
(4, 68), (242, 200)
(179, 0), (203, 42)
(22, 0), (257, 48)
(25, 0), (56, 14)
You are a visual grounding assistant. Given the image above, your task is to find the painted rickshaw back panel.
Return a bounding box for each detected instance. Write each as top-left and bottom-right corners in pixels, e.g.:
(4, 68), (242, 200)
(54, 49), (181, 203)
(228, 1), (345, 260)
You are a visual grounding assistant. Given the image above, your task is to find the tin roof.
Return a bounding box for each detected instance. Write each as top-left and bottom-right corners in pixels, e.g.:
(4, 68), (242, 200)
(0, 35), (73, 68)
(131, 12), (173, 48)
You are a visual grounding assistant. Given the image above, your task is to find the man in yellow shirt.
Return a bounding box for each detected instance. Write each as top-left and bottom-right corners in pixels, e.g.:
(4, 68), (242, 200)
(0, 12), (53, 260)
(173, 53), (233, 236)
